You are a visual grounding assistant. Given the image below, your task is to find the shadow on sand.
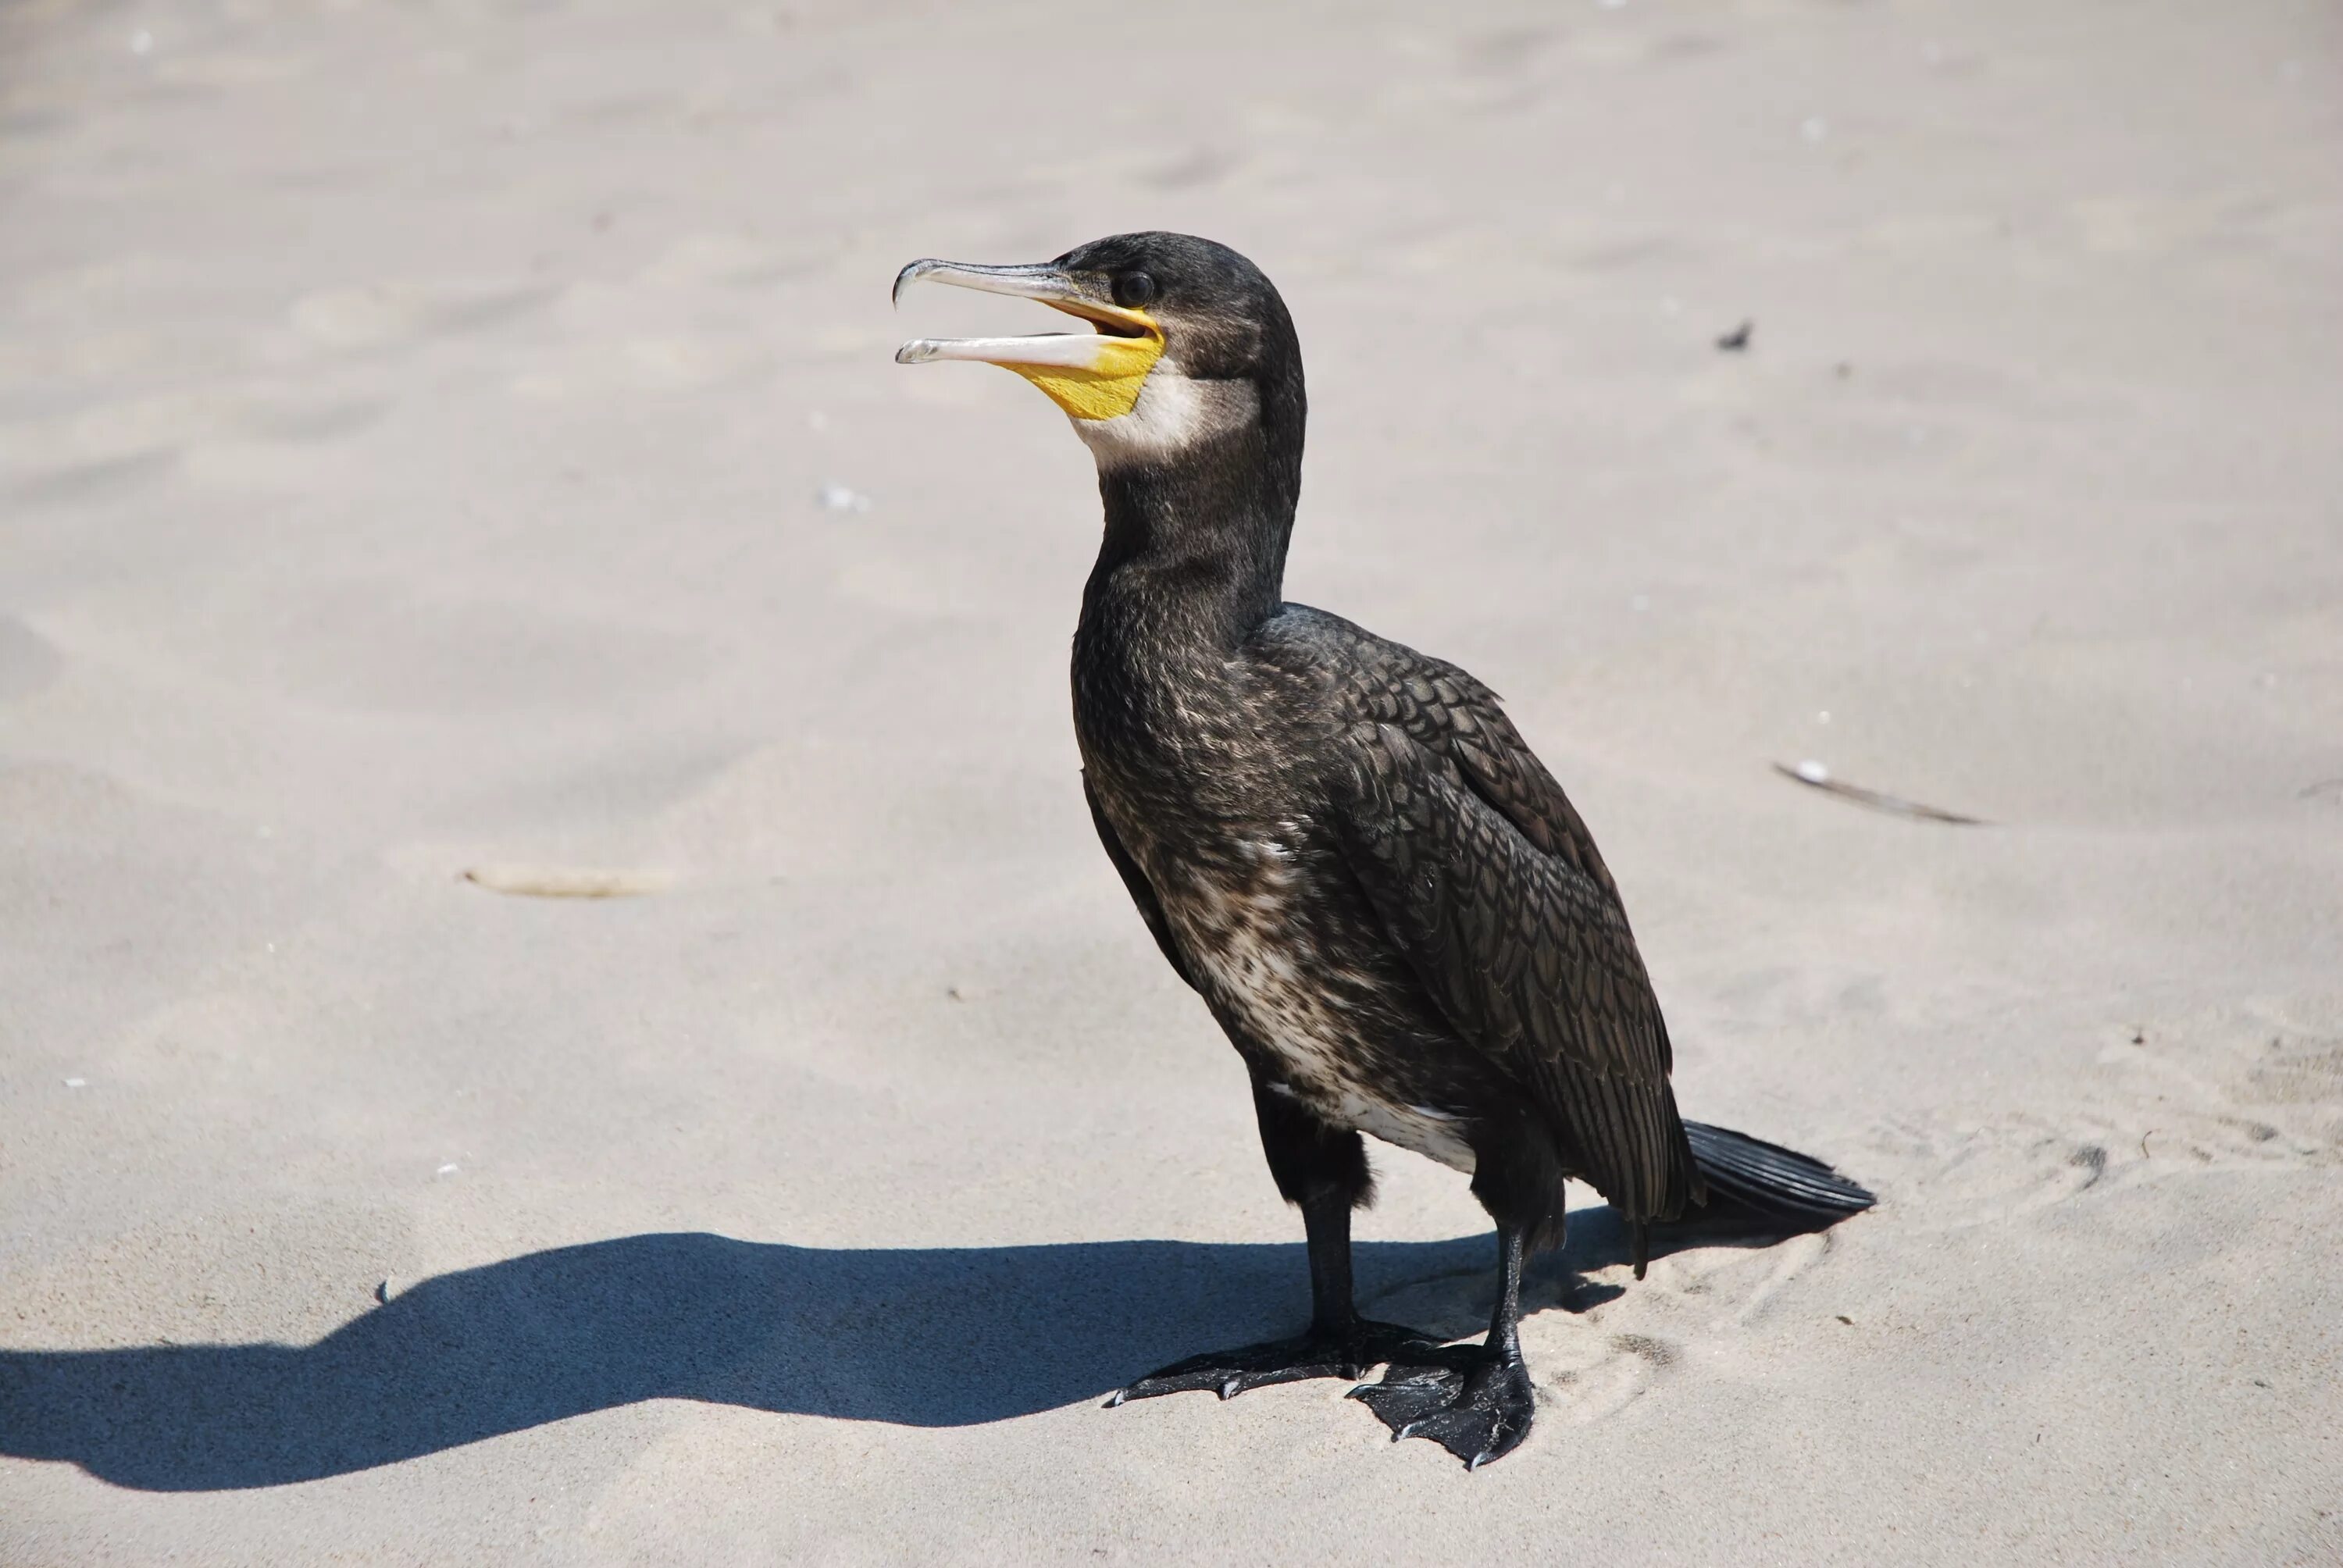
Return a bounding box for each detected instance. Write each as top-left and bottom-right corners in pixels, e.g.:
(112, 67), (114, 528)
(0, 1208), (1774, 1491)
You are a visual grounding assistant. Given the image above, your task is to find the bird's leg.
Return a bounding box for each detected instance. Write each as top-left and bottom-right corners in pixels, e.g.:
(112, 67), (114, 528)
(1290, 1185), (1449, 1372)
(1109, 1187), (1443, 1405)
(1349, 1225), (1538, 1470)
(1108, 1079), (1443, 1406)
(1300, 1183), (1366, 1338)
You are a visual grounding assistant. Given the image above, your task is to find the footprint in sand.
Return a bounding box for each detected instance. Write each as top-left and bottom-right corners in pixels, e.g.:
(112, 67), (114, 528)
(1869, 1112), (2113, 1228)
(1532, 1228), (1840, 1424)
(1364, 1216), (1846, 1431)
(2096, 1018), (2338, 1165)
(2245, 1035), (2343, 1109)
(1878, 1020), (2338, 1235)
(1359, 1269), (1676, 1427)
(1537, 1330), (1680, 1427)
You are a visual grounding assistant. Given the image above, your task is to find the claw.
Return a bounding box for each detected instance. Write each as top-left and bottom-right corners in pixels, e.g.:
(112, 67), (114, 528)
(1105, 1389), (1128, 1408)
(1218, 1377), (1243, 1401)
(1469, 1449), (1495, 1472)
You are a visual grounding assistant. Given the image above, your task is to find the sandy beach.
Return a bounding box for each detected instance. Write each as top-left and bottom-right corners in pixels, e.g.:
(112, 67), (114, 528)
(3, 0), (2340, 1560)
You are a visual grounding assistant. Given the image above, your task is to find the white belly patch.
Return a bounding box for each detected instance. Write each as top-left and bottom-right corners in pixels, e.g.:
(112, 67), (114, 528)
(1170, 839), (1477, 1175)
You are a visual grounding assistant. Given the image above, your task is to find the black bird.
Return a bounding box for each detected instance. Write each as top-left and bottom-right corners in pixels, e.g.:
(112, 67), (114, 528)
(893, 233), (1872, 1469)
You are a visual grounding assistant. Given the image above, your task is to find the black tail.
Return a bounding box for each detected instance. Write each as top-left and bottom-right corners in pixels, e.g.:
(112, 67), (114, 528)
(1682, 1121), (1875, 1227)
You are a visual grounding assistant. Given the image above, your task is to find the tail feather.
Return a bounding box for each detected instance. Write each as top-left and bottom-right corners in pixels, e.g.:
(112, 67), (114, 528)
(1682, 1120), (1874, 1226)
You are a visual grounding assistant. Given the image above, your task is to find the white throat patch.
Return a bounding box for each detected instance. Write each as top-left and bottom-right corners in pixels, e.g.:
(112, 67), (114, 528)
(1072, 362), (1258, 469)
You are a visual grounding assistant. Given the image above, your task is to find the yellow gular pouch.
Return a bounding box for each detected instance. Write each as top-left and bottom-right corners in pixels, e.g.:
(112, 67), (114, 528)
(1006, 323), (1164, 421)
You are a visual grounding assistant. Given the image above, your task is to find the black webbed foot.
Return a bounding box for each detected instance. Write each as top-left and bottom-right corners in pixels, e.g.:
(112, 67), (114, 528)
(1107, 1318), (1441, 1406)
(1349, 1345), (1536, 1470)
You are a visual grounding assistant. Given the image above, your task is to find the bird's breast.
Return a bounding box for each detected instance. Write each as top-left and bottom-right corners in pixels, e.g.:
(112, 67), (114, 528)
(1155, 837), (1478, 1175)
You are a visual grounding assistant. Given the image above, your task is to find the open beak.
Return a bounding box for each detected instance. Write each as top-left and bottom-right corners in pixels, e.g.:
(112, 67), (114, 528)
(893, 258), (1164, 422)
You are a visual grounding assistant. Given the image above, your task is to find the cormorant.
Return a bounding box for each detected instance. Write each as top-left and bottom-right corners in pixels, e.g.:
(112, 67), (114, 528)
(893, 233), (1873, 1469)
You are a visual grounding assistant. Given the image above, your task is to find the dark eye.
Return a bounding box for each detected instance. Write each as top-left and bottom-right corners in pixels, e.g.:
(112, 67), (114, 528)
(1111, 271), (1157, 308)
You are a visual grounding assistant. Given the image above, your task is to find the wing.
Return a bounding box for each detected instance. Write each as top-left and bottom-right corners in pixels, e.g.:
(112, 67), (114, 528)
(1083, 771), (1199, 992)
(1329, 704), (1699, 1238)
(1342, 649), (1625, 907)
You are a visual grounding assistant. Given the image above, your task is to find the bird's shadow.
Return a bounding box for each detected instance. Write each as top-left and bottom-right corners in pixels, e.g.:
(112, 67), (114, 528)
(0, 1208), (1766, 1492)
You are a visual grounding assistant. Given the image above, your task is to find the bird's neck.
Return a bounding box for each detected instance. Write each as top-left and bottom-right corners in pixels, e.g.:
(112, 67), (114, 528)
(1079, 422), (1299, 660)
(1072, 347), (1307, 765)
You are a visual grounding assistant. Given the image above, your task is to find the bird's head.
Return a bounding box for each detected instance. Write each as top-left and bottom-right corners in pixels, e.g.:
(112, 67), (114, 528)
(893, 232), (1302, 477)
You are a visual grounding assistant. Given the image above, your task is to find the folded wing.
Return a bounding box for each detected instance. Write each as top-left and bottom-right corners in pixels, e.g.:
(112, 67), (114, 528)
(1329, 667), (1701, 1253)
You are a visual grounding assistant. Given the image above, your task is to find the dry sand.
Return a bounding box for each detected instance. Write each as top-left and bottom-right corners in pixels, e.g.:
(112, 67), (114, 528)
(3, 0), (2340, 1561)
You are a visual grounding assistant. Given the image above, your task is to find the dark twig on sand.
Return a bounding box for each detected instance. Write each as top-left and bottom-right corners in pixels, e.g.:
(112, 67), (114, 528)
(1772, 761), (1985, 825)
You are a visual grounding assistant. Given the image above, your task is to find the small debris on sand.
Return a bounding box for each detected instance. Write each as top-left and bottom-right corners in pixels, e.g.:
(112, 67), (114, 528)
(462, 866), (673, 898)
(1716, 320), (1753, 351)
(1774, 761), (1985, 825)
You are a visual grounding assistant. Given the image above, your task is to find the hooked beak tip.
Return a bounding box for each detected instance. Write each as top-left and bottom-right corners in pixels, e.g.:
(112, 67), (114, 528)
(891, 259), (936, 310)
